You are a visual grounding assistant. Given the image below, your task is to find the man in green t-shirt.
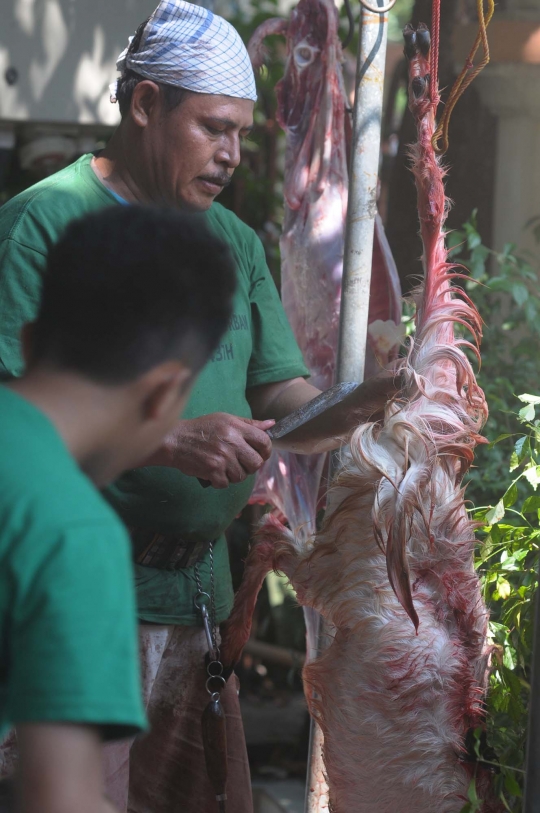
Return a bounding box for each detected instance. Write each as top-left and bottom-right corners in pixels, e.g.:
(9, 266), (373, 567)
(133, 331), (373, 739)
(0, 204), (236, 813)
(0, 2), (396, 810)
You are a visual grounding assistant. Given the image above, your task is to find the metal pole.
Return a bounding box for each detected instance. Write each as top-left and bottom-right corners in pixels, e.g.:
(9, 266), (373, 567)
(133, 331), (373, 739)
(337, 1), (389, 384)
(524, 564), (540, 812)
(304, 3), (389, 810)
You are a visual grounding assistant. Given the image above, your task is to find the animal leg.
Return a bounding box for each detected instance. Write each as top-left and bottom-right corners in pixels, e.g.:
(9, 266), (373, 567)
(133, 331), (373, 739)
(221, 518), (299, 670)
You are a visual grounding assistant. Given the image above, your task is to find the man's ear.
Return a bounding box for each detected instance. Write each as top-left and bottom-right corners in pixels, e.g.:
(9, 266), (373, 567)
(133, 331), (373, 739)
(20, 323), (36, 367)
(140, 361), (193, 422)
(131, 80), (161, 128)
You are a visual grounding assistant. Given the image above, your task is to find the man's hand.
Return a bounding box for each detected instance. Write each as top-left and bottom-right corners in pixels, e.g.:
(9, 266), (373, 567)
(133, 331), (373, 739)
(142, 413), (275, 488)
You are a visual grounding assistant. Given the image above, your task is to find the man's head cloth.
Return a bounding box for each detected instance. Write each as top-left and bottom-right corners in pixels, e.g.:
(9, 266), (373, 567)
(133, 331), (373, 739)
(112, 0), (257, 103)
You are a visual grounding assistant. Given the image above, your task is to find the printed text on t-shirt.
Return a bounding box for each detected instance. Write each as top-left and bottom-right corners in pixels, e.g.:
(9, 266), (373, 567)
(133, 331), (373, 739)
(228, 313), (249, 332)
(212, 343), (234, 362)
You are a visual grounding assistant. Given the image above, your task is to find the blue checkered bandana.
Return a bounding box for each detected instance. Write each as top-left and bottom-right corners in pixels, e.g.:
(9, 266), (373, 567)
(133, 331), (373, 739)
(113, 0), (256, 102)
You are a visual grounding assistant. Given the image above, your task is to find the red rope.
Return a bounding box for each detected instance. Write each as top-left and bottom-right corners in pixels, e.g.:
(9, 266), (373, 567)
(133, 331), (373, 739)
(430, 0), (441, 110)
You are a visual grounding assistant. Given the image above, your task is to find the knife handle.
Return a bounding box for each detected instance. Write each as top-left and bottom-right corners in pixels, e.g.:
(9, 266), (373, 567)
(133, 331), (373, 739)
(198, 426), (273, 489)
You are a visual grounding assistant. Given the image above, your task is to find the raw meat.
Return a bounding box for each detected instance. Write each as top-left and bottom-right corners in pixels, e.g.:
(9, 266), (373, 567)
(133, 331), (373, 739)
(224, 19), (500, 813)
(248, 0), (402, 661)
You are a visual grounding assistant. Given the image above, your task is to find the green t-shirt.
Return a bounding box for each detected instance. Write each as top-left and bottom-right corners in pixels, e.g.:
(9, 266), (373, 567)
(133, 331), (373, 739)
(0, 386), (146, 739)
(0, 154), (308, 626)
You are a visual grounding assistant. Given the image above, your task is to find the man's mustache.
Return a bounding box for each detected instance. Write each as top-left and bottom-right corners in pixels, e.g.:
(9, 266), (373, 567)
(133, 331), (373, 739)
(198, 174), (232, 188)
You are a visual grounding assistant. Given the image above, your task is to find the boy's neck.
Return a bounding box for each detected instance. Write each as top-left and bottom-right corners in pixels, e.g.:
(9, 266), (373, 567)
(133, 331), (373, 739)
(7, 370), (130, 486)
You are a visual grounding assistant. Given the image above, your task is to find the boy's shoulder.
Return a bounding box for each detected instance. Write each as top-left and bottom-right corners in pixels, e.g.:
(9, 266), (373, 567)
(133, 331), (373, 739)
(0, 387), (122, 542)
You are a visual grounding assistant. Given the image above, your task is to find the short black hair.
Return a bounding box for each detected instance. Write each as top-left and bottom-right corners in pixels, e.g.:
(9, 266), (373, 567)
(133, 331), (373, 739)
(116, 69), (189, 118)
(33, 206), (236, 384)
(115, 18), (189, 118)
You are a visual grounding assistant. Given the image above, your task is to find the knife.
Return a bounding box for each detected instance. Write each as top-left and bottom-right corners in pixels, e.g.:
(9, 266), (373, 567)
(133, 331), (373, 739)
(198, 381), (358, 488)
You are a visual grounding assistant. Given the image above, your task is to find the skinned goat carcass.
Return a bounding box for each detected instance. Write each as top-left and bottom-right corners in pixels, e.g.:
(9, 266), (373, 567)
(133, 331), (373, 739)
(223, 20), (502, 813)
(248, 0), (402, 657)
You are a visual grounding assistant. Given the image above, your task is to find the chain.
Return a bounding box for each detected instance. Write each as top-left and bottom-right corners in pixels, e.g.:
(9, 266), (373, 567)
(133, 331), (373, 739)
(194, 541), (221, 663)
(196, 543), (228, 812)
(208, 540), (219, 657)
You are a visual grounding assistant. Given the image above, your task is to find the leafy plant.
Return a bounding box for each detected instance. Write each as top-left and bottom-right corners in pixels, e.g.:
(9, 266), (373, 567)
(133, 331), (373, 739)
(448, 212), (540, 508)
(446, 217), (540, 811)
(461, 395), (540, 811)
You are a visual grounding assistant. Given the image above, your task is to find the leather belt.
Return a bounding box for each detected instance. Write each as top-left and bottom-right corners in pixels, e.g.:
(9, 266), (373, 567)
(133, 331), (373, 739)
(130, 527), (213, 570)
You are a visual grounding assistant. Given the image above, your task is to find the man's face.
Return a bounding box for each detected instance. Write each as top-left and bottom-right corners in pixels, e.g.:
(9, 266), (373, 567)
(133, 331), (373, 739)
(145, 93), (254, 211)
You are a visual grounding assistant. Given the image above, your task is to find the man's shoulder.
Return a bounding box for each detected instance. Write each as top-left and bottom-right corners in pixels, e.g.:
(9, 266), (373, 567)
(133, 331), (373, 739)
(0, 155), (113, 253)
(207, 203), (261, 256)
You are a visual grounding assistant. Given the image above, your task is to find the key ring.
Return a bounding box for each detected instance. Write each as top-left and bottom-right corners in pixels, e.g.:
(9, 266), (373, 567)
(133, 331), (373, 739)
(208, 660), (224, 677)
(194, 591), (211, 611)
(206, 675), (227, 695)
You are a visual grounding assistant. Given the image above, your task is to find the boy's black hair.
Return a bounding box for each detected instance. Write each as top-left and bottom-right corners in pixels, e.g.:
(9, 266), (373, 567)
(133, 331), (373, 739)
(32, 206), (236, 384)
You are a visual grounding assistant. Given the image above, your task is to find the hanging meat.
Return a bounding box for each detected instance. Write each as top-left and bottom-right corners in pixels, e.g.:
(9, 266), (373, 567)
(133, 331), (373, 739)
(223, 18), (502, 813)
(248, 0), (402, 656)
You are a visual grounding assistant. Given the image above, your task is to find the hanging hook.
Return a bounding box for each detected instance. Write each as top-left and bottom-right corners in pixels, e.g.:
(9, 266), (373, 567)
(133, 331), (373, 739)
(341, 0), (396, 49)
(358, 0), (397, 13)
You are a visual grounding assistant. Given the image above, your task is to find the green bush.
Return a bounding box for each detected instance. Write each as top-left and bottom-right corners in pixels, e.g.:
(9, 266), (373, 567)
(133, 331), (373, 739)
(451, 216), (540, 810)
(462, 397), (540, 811)
(449, 212), (540, 509)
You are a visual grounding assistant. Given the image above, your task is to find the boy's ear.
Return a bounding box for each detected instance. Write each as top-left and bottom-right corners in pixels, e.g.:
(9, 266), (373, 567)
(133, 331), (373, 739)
(141, 362), (193, 422)
(20, 323), (36, 366)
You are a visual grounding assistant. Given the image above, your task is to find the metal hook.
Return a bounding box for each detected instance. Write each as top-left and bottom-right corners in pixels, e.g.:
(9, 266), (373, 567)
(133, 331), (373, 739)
(358, 0), (398, 13)
(341, 0), (398, 51)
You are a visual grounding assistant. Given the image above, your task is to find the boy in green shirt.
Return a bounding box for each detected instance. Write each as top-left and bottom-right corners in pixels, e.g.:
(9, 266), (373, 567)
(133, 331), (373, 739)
(0, 204), (235, 813)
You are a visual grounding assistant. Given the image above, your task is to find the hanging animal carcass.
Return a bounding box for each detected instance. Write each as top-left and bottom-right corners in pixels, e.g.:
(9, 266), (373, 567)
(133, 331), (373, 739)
(248, 0), (402, 656)
(222, 18), (501, 813)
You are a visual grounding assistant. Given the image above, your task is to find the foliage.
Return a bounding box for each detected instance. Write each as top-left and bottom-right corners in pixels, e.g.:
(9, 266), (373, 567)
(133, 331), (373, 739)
(447, 218), (540, 811)
(459, 397), (540, 812)
(448, 212), (540, 508)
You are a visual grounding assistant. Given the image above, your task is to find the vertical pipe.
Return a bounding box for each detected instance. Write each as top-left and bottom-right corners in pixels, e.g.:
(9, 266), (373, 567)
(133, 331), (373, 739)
(524, 568), (540, 812)
(304, 4), (388, 811)
(336, 1), (388, 385)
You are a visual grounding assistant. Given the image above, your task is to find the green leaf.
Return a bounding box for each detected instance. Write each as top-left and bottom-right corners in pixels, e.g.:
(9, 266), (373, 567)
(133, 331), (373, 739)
(518, 394), (540, 405)
(515, 436), (529, 458)
(502, 639), (515, 666)
(488, 433), (514, 447)
(519, 403), (536, 422)
(503, 483), (518, 508)
(504, 772), (522, 797)
(486, 500), (505, 525)
(469, 245), (489, 280)
(447, 230), (465, 252)
(498, 579), (512, 600)
(467, 232), (482, 250)
(522, 495), (540, 513)
(512, 282), (529, 307)
(467, 777), (482, 809)
(524, 466), (540, 489)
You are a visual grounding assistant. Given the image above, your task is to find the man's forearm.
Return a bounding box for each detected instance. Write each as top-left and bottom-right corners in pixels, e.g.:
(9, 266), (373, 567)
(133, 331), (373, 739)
(249, 372), (399, 455)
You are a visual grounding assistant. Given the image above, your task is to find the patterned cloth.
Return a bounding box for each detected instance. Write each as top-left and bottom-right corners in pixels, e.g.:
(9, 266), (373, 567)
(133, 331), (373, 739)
(103, 625), (253, 813)
(114, 0), (256, 101)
